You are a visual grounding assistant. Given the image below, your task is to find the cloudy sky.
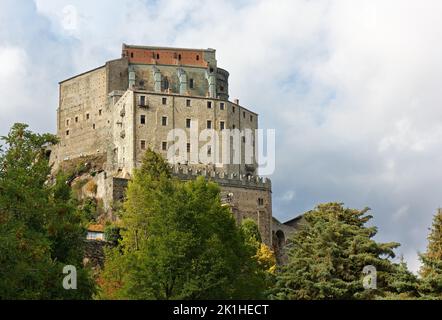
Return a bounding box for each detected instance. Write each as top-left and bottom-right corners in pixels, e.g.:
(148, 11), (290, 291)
(1, 0), (442, 272)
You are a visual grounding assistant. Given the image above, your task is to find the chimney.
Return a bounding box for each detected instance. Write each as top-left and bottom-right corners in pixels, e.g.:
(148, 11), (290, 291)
(234, 98), (239, 105)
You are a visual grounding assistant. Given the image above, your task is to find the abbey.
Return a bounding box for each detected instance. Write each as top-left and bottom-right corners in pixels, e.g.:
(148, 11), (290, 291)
(50, 44), (293, 249)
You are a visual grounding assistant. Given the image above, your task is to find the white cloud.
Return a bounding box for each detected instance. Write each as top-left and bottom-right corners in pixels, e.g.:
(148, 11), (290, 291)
(0, 46), (27, 79)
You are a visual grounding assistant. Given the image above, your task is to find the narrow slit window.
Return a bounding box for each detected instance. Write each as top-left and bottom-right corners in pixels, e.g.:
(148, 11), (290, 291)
(139, 96), (145, 106)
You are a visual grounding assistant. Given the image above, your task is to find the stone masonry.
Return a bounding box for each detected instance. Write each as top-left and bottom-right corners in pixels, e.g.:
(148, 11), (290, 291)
(50, 44), (274, 245)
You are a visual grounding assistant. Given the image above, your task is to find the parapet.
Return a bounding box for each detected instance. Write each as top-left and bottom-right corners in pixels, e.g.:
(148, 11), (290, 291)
(170, 164), (272, 191)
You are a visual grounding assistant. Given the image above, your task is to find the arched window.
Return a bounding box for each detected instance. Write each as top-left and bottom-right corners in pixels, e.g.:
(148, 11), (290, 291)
(162, 77), (169, 91)
(276, 230), (285, 248)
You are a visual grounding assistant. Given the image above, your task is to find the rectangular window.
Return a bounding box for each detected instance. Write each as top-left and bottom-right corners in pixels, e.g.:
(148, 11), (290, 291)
(162, 141), (167, 151)
(186, 118), (191, 128)
(220, 103), (225, 110)
(250, 115), (253, 122)
(162, 116), (167, 126)
(187, 143), (191, 153)
(140, 115), (146, 125)
(86, 113), (90, 120)
(162, 97), (167, 105)
(232, 124), (236, 129)
(207, 101), (212, 109)
(232, 106), (235, 113)
(141, 140), (146, 150)
(66, 119), (70, 126)
(99, 109), (102, 116)
(258, 198), (264, 206)
(66, 130), (69, 136)
(139, 95), (146, 106)
(220, 121), (225, 130)
(75, 116), (78, 123)
(207, 120), (212, 129)
(93, 123), (96, 130)
(243, 111), (246, 118)
(189, 79), (194, 89)
(186, 99), (191, 107)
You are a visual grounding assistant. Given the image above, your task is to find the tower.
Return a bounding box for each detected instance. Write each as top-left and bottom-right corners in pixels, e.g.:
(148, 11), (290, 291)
(50, 44), (273, 245)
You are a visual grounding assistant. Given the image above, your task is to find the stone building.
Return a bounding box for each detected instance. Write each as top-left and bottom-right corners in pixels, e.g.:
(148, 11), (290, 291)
(50, 44), (284, 246)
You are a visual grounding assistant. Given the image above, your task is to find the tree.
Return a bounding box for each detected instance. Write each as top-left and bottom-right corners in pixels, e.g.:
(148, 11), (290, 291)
(382, 257), (419, 300)
(0, 123), (95, 299)
(99, 149), (267, 299)
(419, 209), (442, 299)
(240, 218), (276, 274)
(271, 203), (403, 300)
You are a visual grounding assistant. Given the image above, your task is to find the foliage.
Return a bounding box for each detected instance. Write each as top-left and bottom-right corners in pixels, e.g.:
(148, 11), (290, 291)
(418, 209), (442, 299)
(104, 225), (122, 246)
(241, 218), (262, 244)
(84, 180), (97, 195)
(240, 218), (276, 274)
(99, 149), (267, 299)
(256, 243), (277, 275)
(271, 203), (405, 300)
(78, 198), (98, 223)
(0, 123), (95, 299)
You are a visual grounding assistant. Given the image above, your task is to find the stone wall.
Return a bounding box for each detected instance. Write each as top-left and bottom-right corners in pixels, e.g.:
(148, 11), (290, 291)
(109, 89), (258, 177)
(55, 66), (109, 163)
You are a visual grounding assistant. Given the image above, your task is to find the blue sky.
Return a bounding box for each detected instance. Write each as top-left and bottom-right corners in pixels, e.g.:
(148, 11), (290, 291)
(2, 0), (442, 272)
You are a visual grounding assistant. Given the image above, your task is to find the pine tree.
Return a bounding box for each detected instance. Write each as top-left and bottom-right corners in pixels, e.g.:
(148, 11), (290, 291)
(272, 202), (402, 300)
(382, 257), (419, 300)
(419, 208), (442, 299)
